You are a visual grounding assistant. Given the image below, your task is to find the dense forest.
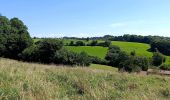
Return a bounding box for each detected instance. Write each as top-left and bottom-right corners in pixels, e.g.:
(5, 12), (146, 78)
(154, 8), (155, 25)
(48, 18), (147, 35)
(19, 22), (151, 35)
(0, 15), (170, 72)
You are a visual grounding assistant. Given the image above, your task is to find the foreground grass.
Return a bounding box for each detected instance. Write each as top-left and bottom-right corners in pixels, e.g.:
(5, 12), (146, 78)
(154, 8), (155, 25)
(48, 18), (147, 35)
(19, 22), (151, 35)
(0, 58), (170, 100)
(90, 64), (117, 72)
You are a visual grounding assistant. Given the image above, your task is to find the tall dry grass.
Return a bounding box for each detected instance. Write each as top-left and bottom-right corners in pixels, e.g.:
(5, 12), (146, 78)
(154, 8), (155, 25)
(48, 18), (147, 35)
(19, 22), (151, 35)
(0, 58), (170, 100)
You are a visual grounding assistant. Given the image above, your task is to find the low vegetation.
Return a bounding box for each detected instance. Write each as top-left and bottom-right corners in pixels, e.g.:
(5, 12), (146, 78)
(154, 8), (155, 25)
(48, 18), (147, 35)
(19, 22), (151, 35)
(0, 58), (170, 100)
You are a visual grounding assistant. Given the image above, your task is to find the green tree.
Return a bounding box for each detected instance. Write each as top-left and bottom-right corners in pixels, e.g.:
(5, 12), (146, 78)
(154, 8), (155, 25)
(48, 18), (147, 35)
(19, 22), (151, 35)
(69, 41), (74, 46)
(152, 52), (166, 66)
(37, 39), (63, 63)
(0, 16), (33, 59)
(90, 40), (98, 46)
(75, 41), (85, 46)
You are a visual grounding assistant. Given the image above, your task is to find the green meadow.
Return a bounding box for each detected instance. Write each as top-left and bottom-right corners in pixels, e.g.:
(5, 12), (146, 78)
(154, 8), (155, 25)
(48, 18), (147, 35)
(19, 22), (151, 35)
(111, 41), (152, 57)
(65, 46), (108, 59)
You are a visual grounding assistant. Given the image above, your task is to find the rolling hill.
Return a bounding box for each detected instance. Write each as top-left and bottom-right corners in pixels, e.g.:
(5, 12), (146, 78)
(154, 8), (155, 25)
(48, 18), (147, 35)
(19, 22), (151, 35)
(65, 40), (170, 64)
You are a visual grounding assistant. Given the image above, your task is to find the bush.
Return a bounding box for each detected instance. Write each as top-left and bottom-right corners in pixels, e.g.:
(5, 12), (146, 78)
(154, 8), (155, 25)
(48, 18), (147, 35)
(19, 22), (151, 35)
(36, 39), (63, 63)
(88, 40), (98, 46)
(160, 64), (170, 71)
(69, 41), (75, 46)
(75, 41), (85, 46)
(22, 39), (63, 63)
(97, 40), (111, 47)
(90, 56), (108, 65)
(54, 49), (91, 66)
(21, 45), (39, 62)
(152, 52), (166, 66)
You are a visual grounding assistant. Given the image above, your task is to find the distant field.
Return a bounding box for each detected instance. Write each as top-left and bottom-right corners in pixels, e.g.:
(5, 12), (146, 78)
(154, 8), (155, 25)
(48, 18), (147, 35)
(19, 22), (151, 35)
(65, 46), (108, 59)
(33, 38), (42, 43)
(112, 41), (152, 57)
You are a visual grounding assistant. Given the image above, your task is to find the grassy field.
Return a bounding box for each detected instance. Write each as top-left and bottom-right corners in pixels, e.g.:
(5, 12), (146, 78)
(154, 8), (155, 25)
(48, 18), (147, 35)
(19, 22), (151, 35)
(0, 58), (170, 100)
(112, 41), (152, 57)
(65, 46), (108, 59)
(111, 41), (170, 64)
(90, 64), (117, 72)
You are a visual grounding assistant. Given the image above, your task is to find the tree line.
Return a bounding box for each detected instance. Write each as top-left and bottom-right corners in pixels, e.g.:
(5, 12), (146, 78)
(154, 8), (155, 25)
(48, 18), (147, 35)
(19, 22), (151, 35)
(67, 40), (111, 47)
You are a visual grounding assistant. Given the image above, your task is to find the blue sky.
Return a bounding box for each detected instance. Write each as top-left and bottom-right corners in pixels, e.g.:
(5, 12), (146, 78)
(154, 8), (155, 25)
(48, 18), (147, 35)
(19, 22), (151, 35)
(1, 0), (170, 37)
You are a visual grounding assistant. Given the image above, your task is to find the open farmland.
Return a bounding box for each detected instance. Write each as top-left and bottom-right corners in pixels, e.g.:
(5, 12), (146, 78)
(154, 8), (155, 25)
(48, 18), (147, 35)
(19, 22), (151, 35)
(65, 46), (108, 59)
(111, 41), (152, 57)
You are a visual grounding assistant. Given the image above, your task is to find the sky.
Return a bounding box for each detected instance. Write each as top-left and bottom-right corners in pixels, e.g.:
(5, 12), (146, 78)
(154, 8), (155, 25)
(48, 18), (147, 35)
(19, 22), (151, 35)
(1, 0), (170, 37)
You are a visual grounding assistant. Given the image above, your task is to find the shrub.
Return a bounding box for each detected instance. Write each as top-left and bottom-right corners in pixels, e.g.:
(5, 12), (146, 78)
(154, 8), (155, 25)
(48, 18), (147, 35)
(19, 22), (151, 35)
(152, 52), (166, 66)
(75, 41), (85, 46)
(21, 45), (39, 62)
(160, 64), (170, 71)
(69, 41), (75, 46)
(88, 40), (98, 46)
(54, 49), (91, 66)
(90, 56), (108, 65)
(97, 40), (111, 47)
(136, 57), (149, 71)
(36, 39), (63, 63)
(22, 39), (63, 63)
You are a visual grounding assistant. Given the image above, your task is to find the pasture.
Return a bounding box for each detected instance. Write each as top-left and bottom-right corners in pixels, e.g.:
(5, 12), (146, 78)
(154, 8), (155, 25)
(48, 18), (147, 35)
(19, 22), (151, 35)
(65, 46), (108, 59)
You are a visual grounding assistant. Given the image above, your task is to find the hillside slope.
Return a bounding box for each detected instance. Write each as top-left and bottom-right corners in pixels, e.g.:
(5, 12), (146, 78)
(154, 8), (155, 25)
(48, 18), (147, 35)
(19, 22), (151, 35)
(65, 40), (170, 64)
(0, 58), (170, 100)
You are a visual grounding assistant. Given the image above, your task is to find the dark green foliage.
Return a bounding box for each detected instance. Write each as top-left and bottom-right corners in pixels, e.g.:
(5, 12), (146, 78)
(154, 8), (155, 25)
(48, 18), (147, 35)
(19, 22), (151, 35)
(97, 40), (111, 47)
(21, 45), (39, 62)
(54, 48), (77, 65)
(22, 39), (64, 63)
(160, 64), (170, 71)
(69, 41), (85, 46)
(75, 41), (85, 46)
(150, 40), (170, 56)
(90, 56), (108, 65)
(119, 56), (149, 72)
(0, 16), (33, 59)
(88, 40), (98, 46)
(137, 57), (149, 71)
(119, 57), (141, 72)
(130, 50), (136, 56)
(106, 45), (149, 72)
(105, 45), (127, 66)
(76, 52), (91, 66)
(37, 39), (63, 63)
(86, 37), (89, 41)
(69, 41), (75, 46)
(54, 49), (91, 66)
(152, 52), (166, 66)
